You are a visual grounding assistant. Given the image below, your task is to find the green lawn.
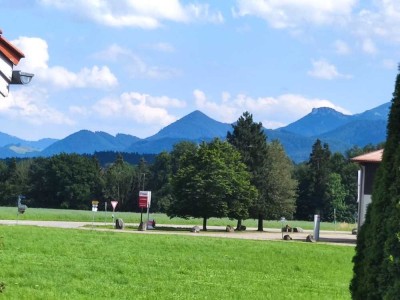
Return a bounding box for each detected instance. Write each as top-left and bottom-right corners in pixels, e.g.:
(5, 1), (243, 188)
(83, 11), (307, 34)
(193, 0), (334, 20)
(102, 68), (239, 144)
(0, 206), (355, 231)
(0, 225), (354, 299)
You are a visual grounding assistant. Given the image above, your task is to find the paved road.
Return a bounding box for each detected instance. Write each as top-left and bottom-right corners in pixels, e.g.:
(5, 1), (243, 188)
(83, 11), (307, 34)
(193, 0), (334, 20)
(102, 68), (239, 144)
(0, 220), (357, 246)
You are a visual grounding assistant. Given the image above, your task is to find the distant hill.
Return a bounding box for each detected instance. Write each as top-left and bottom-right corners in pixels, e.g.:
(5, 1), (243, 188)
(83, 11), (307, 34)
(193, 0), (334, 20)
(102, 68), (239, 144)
(127, 137), (193, 154)
(318, 119), (387, 146)
(127, 110), (232, 153)
(146, 110), (232, 141)
(353, 102), (390, 121)
(41, 130), (140, 156)
(272, 104), (389, 161)
(265, 129), (317, 162)
(0, 132), (26, 147)
(0, 133), (57, 157)
(281, 107), (352, 137)
(0, 102), (391, 163)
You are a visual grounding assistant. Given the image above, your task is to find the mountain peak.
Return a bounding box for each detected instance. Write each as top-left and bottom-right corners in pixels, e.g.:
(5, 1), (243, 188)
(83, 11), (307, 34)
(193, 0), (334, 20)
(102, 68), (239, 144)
(181, 110), (213, 121)
(146, 110), (232, 141)
(281, 107), (351, 137)
(311, 107), (345, 116)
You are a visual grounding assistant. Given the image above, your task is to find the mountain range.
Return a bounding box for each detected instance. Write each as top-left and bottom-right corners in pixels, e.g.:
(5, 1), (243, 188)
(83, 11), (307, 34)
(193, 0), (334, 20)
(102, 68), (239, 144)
(0, 102), (390, 163)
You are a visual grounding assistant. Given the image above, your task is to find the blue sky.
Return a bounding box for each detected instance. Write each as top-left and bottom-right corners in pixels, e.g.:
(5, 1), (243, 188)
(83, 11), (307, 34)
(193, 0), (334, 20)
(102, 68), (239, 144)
(0, 0), (398, 140)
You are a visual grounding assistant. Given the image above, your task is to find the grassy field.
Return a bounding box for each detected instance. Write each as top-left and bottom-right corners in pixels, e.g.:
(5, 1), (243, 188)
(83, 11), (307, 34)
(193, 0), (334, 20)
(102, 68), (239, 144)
(0, 206), (356, 231)
(0, 225), (354, 299)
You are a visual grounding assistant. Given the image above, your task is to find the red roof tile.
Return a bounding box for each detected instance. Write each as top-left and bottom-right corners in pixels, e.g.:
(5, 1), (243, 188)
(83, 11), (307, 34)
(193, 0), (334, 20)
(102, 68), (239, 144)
(0, 34), (24, 65)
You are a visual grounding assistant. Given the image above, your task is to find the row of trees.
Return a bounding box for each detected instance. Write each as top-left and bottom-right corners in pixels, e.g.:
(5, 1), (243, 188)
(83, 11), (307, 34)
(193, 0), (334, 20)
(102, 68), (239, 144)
(296, 140), (361, 222)
(0, 113), (380, 230)
(0, 153), (150, 211)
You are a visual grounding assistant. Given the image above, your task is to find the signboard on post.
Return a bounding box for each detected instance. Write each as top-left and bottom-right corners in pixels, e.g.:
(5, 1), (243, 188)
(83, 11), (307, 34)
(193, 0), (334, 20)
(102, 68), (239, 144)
(138, 191), (151, 208)
(92, 200), (99, 212)
(138, 191), (151, 230)
(111, 200), (118, 211)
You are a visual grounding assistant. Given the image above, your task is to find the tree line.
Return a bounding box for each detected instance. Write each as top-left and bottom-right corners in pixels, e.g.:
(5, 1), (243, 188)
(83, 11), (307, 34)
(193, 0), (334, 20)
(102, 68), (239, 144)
(0, 112), (382, 230)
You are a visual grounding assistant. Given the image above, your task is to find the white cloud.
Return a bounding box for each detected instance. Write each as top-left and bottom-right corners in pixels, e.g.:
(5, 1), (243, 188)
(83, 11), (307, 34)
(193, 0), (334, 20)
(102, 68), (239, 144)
(12, 37), (118, 89)
(95, 44), (180, 79)
(193, 89), (237, 121)
(361, 38), (377, 54)
(193, 89), (351, 129)
(186, 3), (224, 24)
(10, 37), (49, 70)
(121, 92), (185, 108)
(354, 1), (400, 43)
(308, 59), (351, 80)
(234, 0), (356, 29)
(38, 65), (118, 89)
(334, 40), (351, 55)
(0, 88), (74, 126)
(233, 1), (400, 49)
(93, 91), (185, 127)
(39, 0), (223, 29)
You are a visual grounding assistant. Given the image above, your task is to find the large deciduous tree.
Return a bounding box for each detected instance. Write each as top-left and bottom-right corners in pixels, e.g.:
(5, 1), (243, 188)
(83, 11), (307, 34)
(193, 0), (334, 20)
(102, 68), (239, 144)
(351, 67), (400, 299)
(169, 139), (256, 231)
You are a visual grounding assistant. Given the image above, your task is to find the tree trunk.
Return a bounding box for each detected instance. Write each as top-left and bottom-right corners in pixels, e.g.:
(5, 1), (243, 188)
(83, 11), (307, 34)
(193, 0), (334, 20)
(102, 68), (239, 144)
(236, 219), (242, 230)
(203, 217), (207, 231)
(257, 214), (264, 231)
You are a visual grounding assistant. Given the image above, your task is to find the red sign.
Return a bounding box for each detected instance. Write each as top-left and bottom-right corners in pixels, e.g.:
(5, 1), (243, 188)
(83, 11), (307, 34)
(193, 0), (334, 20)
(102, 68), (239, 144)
(138, 191), (151, 208)
(139, 195), (147, 208)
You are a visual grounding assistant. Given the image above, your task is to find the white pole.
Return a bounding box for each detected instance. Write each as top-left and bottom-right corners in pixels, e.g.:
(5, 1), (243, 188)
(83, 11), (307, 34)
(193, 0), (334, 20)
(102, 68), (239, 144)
(313, 214), (320, 241)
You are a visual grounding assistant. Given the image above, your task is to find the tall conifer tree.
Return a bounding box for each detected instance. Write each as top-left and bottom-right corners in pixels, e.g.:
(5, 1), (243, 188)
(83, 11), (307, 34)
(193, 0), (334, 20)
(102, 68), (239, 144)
(227, 112), (269, 231)
(351, 66), (400, 299)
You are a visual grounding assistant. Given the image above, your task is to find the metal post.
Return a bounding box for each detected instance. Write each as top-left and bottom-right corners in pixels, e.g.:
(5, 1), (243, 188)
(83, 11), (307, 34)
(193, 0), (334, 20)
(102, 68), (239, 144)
(147, 206), (150, 226)
(313, 214), (320, 241)
(92, 210), (95, 229)
(112, 211), (115, 228)
(334, 208), (336, 232)
(104, 202), (107, 226)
